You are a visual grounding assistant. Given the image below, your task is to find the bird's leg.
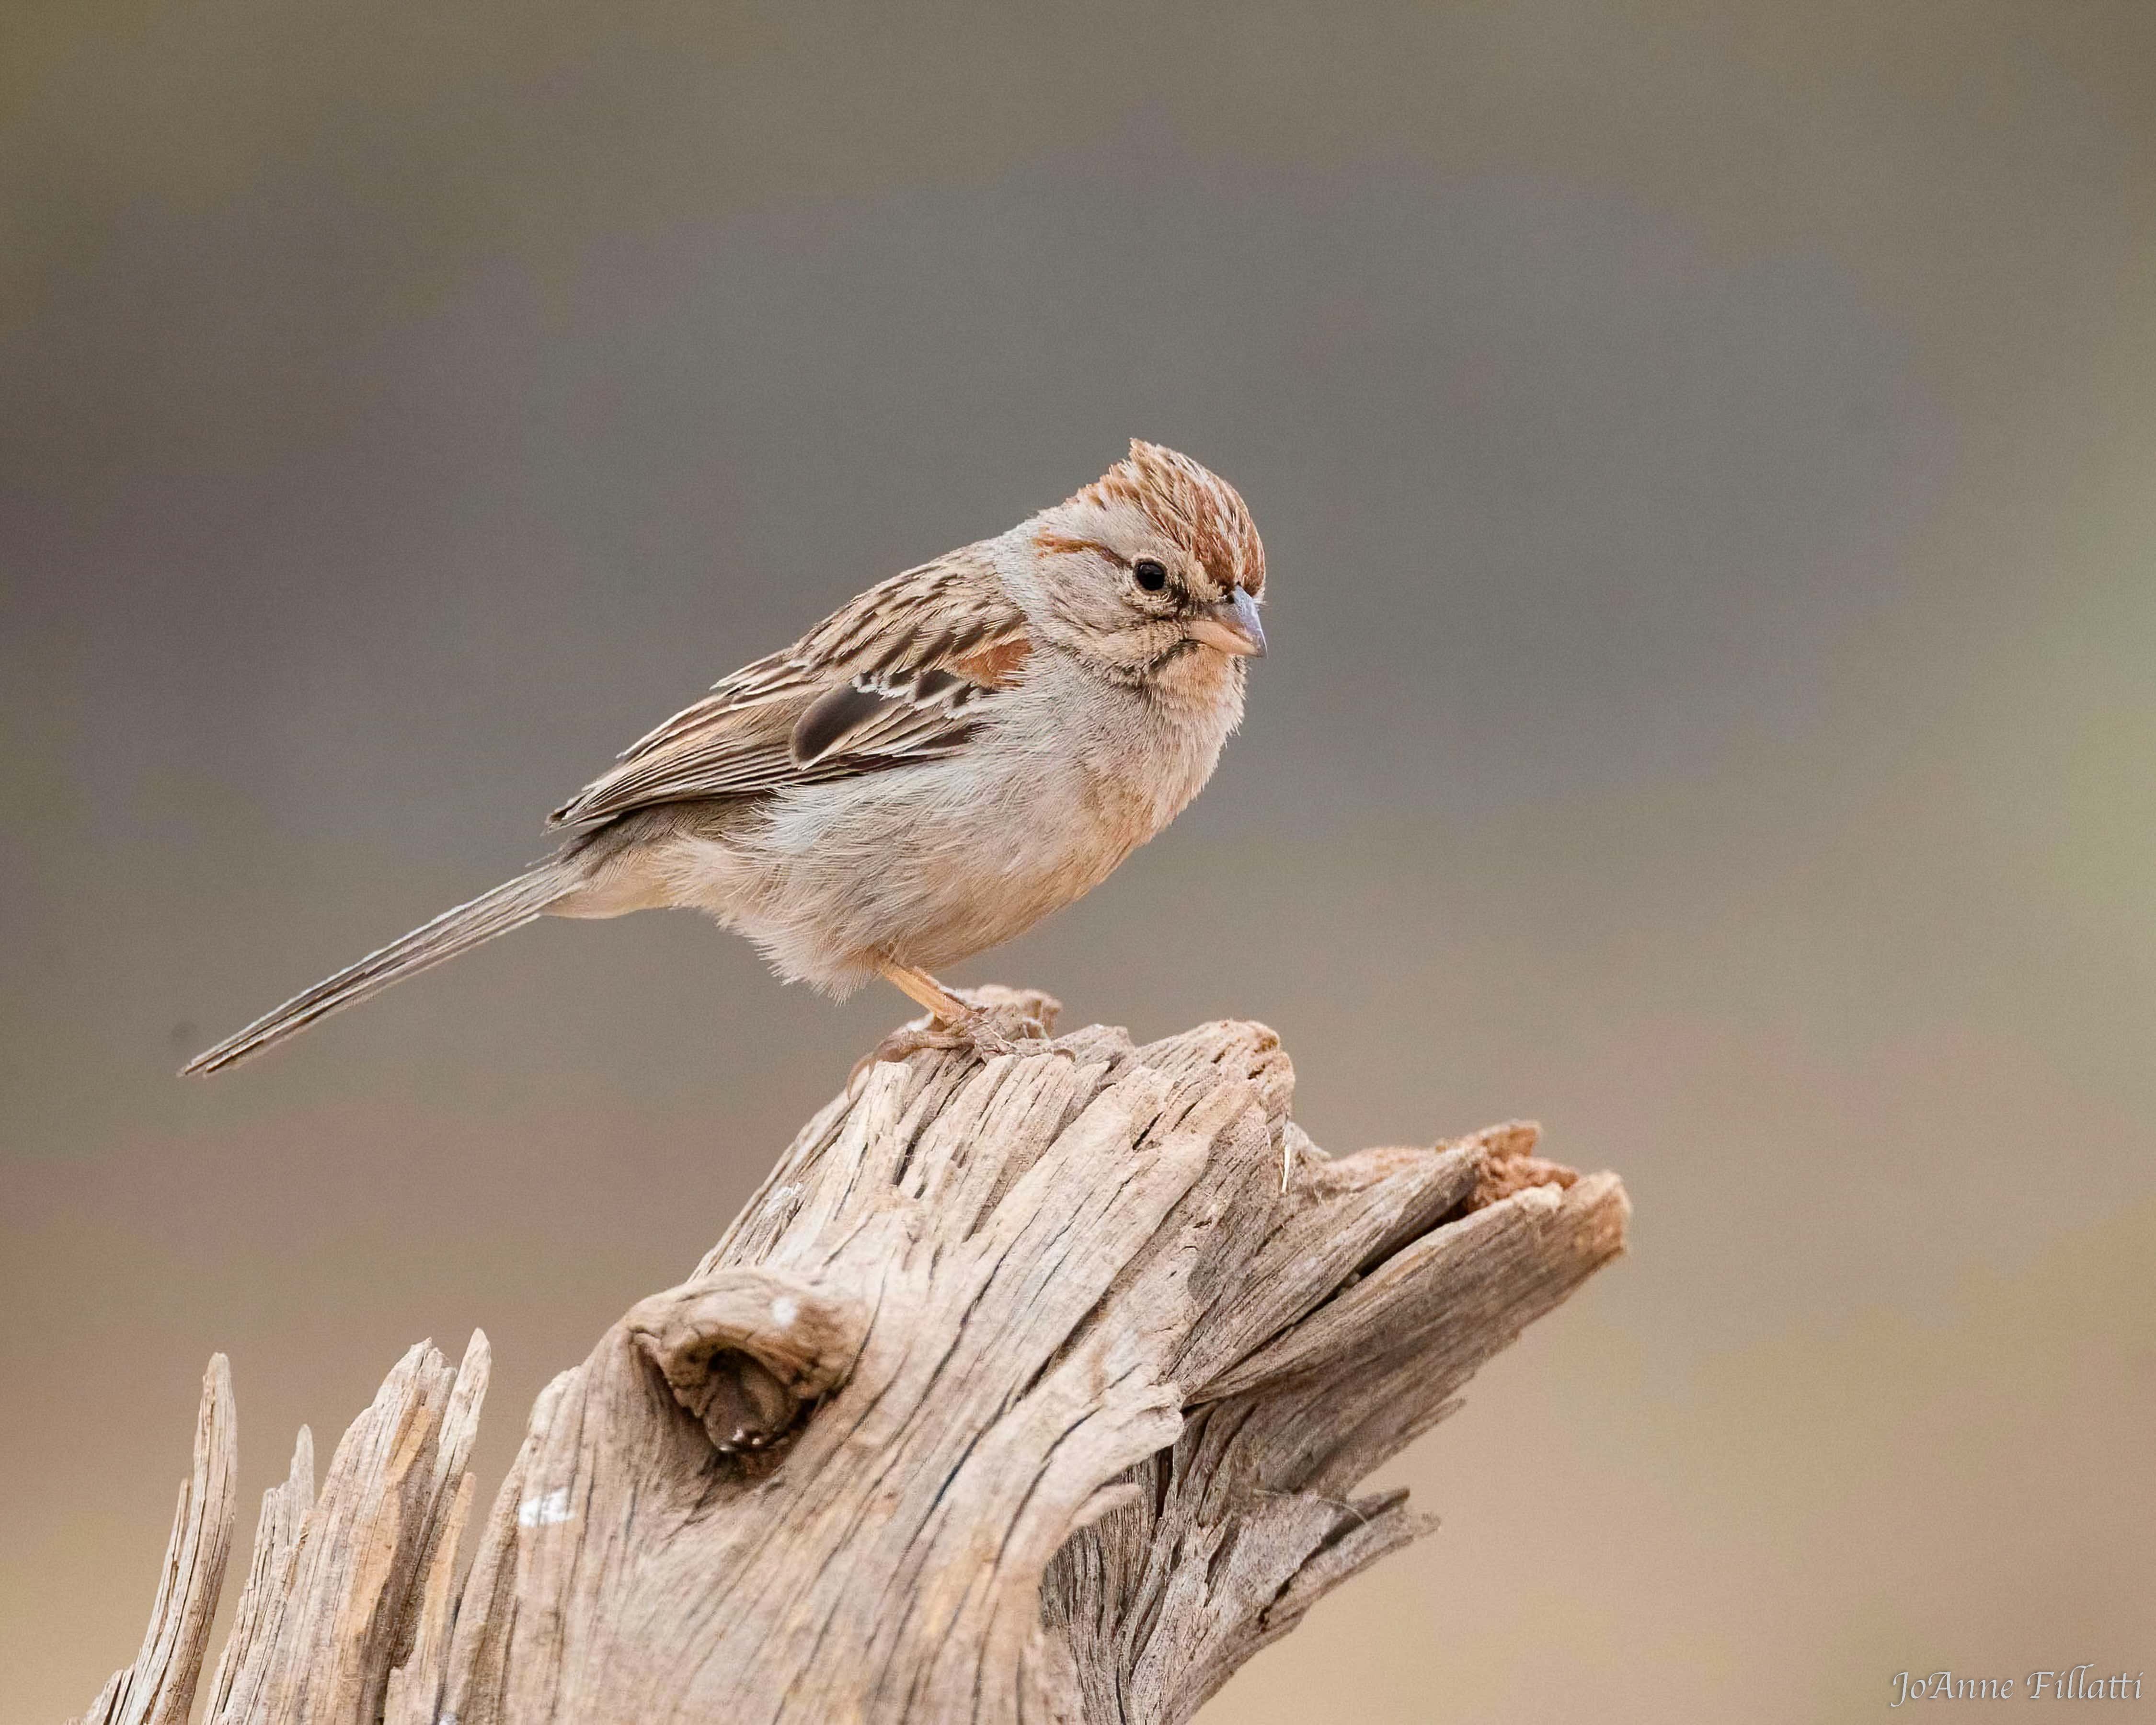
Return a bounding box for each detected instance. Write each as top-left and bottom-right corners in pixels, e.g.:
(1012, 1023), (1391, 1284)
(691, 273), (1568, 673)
(857, 962), (1053, 1076)
(879, 961), (973, 1024)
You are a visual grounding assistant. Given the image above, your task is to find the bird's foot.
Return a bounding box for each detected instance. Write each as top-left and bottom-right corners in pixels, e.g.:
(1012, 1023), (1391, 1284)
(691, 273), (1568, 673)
(852, 986), (1064, 1086)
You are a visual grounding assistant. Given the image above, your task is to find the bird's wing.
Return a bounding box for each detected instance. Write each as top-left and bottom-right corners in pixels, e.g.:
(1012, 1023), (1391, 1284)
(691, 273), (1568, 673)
(547, 551), (1032, 826)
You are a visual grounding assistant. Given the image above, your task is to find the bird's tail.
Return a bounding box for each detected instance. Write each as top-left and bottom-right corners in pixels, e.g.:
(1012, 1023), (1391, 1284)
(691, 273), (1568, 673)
(182, 861), (577, 1076)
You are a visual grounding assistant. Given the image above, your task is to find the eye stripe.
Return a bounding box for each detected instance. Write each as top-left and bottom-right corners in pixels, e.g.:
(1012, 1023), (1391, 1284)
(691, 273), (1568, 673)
(1034, 533), (1120, 560)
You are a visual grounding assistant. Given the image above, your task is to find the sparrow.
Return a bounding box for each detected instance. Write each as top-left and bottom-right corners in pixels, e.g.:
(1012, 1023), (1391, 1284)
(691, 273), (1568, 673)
(183, 441), (1267, 1075)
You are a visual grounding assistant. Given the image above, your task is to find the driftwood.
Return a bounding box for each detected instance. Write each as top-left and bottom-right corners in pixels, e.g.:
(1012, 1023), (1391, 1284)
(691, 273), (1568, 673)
(72, 994), (1628, 1724)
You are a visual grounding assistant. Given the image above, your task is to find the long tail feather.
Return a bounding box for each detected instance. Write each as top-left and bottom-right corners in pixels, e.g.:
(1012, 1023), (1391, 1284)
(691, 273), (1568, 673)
(182, 863), (573, 1076)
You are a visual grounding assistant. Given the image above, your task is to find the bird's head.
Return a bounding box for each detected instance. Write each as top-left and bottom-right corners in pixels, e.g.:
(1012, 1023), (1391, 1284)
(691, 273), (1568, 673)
(1008, 440), (1267, 691)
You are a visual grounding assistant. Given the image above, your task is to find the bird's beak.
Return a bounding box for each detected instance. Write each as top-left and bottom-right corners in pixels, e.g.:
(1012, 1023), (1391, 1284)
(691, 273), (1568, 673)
(1186, 587), (1267, 658)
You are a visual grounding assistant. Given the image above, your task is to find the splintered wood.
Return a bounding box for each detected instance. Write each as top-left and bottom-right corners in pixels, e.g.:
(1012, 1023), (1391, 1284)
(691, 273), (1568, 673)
(72, 1003), (1628, 1724)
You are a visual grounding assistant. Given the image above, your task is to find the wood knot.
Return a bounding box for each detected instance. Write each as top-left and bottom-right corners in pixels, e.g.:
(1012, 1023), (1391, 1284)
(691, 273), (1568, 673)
(625, 1271), (867, 1457)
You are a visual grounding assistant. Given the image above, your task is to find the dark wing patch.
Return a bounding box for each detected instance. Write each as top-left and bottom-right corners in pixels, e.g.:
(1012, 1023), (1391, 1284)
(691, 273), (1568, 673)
(791, 680), (890, 767)
(790, 667), (982, 769)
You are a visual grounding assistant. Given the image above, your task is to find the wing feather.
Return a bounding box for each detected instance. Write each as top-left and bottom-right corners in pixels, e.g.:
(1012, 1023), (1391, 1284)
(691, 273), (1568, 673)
(547, 550), (1028, 826)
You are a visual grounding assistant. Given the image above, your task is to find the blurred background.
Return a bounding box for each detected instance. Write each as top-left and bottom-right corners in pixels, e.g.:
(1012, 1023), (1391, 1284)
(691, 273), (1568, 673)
(4, 3), (2153, 1719)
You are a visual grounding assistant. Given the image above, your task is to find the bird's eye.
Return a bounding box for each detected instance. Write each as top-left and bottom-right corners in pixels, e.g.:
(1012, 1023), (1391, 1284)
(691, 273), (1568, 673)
(1132, 559), (1169, 592)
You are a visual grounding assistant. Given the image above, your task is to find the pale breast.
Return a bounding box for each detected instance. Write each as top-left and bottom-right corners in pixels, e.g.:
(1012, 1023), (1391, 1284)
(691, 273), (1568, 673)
(716, 659), (1229, 989)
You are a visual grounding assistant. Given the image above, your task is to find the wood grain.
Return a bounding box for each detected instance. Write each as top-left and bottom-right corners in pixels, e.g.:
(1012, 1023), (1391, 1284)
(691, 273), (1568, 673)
(72, 1001), (1628, 1723)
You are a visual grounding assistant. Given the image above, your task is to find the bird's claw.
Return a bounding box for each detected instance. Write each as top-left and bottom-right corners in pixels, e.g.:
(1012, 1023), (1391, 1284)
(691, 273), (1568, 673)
(851, 998), (1057, 1088)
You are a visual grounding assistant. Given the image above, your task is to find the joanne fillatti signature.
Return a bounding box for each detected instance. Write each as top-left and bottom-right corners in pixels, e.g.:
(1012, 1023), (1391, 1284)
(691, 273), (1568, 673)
(1891, 1668), (2145, 1705)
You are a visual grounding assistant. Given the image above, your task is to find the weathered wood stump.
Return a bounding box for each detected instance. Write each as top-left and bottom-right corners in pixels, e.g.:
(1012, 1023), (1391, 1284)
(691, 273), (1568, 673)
(73, 995), (1628, 1725)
